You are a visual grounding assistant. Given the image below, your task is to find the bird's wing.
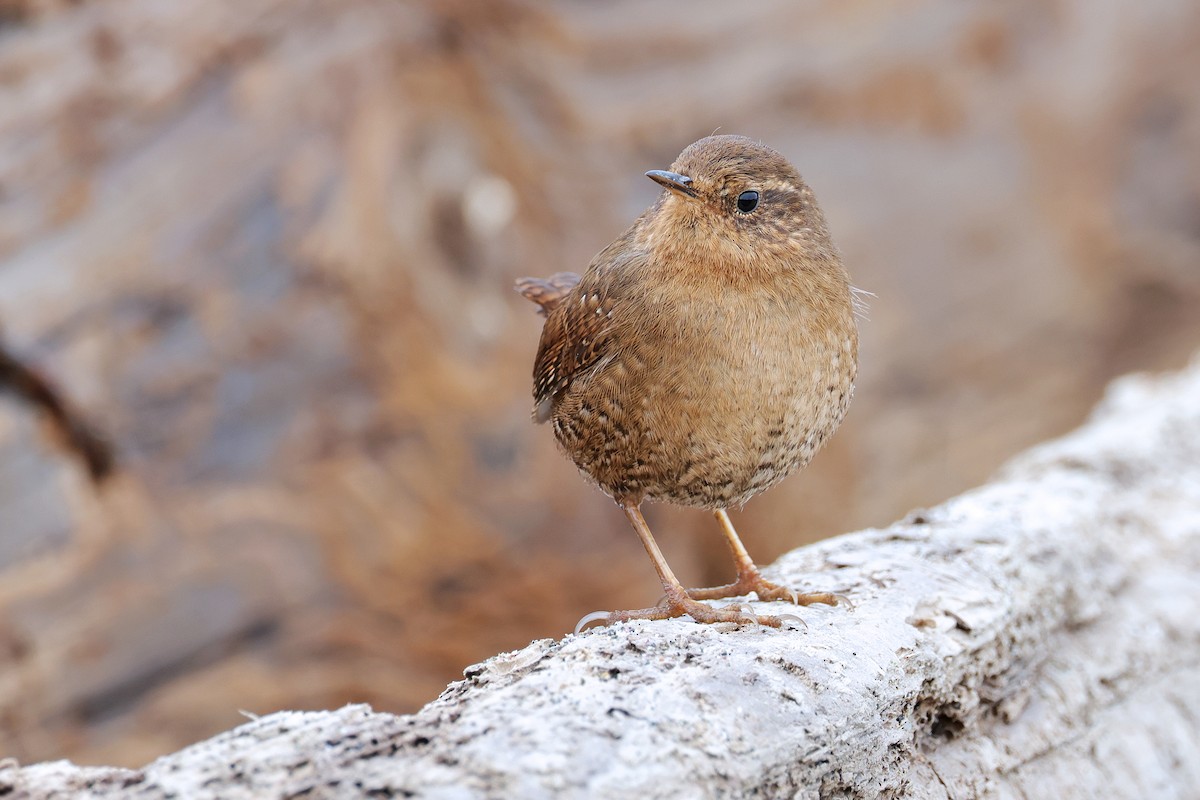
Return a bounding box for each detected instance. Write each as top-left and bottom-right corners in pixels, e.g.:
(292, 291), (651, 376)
(528, 246), (646, 423)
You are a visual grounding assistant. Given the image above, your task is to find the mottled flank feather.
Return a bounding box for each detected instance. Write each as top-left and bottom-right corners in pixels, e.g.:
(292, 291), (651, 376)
(850, 285), (874, 321)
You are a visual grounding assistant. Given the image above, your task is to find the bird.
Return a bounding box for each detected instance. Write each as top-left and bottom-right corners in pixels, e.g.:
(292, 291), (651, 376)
(516, 134), (860, 628)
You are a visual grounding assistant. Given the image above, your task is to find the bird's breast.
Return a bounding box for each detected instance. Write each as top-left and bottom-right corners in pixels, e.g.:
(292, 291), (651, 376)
(556, 279), (857, 508)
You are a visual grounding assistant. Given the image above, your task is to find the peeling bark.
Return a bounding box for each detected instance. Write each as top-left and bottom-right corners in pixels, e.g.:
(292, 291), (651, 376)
(3, 358), (1199, 799)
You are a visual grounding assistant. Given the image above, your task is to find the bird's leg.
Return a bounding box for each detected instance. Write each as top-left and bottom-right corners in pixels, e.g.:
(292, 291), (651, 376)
(590, 504), (792, 629)
(684, 509), (843, 607)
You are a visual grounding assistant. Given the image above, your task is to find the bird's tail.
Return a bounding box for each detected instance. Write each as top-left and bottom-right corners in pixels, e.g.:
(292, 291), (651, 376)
(514, 272), (581, 316)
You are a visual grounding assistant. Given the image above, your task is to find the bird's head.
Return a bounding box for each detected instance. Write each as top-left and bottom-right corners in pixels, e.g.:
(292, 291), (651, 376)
(642, 135), (838, 275)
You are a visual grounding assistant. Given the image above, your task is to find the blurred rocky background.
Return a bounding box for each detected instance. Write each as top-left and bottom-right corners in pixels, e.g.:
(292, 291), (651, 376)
(1, 0), (1198, 768)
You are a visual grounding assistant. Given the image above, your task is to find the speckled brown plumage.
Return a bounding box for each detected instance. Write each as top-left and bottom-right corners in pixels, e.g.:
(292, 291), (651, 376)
(517, 135), (859, 628)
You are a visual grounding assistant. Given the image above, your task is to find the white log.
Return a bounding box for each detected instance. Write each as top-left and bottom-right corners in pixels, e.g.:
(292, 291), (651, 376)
(3, 357), (1199, 799)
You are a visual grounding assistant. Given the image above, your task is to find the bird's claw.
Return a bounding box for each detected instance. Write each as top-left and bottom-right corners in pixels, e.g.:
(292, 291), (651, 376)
(829, 593), (854, 611)
(775, 613), (808, 630)
(688, 573), (848, 610)
(575, 587), (843, 633)
(719, 602), (761, 626)
(574, 610), (613, 634)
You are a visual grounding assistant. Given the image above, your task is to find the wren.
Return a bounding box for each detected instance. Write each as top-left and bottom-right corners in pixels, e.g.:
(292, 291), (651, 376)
(517, 135), (859, 628)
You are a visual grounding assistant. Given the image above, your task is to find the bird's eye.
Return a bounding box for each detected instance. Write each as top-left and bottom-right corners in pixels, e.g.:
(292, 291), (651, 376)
(736, 190), (760, 213)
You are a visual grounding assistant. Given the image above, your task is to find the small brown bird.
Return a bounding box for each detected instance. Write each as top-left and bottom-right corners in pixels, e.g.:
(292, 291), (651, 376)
(517, 135), (859, 628)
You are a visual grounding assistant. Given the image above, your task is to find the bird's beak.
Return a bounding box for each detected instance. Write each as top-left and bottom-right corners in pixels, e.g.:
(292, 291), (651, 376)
(645, 170), (698, 199)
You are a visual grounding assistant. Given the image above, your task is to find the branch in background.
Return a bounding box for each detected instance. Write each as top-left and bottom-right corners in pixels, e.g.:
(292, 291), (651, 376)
(0, 340), (115, 482)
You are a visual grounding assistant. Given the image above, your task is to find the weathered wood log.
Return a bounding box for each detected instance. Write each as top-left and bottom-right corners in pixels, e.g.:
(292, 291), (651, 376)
(3, 357), (1199, 798)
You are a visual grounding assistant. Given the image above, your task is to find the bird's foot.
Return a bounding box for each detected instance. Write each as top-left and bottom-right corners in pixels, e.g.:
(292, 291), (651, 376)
(574, 591), (809, 633)
(685, 568), (850, 609)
